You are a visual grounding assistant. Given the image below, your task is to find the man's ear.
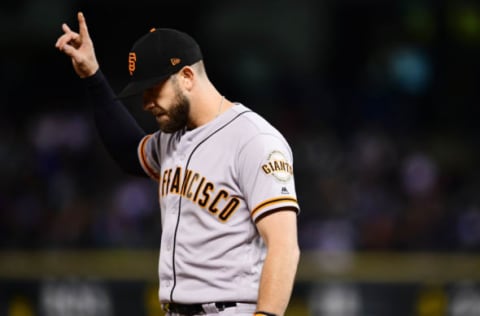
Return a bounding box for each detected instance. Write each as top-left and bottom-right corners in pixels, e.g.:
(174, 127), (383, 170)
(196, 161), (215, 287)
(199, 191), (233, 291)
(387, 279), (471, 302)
(179, 66), (195, 90)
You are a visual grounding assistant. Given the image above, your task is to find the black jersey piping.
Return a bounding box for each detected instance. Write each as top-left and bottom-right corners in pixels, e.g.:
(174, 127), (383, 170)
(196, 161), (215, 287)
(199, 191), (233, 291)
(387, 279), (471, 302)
(169, 110), (252, 302)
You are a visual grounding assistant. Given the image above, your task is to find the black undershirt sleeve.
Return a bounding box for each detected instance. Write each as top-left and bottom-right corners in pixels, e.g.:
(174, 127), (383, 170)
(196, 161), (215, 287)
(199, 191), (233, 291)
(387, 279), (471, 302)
(84, 69), (147, 177)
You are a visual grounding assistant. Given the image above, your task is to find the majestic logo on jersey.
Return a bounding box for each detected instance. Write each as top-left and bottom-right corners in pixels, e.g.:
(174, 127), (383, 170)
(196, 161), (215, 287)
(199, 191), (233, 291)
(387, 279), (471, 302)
(160, 166), (241, 222)
(262, 151), (293, 182)
(128, 52), (137, 76)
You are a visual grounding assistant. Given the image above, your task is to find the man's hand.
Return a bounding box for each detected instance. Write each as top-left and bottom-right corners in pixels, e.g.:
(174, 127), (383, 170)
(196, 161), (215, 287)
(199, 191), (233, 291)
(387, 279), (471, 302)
(55, 12), (99, 78)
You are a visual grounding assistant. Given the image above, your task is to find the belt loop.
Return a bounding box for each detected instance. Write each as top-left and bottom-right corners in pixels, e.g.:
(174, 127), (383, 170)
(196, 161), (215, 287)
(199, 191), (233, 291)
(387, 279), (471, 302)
(161, 303), (169, 313)
(202, 302), (219, 313)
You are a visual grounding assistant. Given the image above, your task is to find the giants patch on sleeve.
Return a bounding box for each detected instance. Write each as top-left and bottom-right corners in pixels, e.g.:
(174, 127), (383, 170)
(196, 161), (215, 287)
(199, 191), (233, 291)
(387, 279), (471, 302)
(261, 150), (293, 182)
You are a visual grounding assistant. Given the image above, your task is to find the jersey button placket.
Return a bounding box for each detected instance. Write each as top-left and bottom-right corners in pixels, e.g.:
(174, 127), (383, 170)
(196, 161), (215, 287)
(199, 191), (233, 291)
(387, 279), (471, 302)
(170, 196), (180, 214)
(179, 137), (191, 161)
(168, 199), (179, 249)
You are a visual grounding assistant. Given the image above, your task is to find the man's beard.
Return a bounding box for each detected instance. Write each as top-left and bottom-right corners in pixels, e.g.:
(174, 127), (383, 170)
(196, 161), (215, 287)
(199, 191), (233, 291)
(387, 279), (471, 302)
(158, 90), (190, 133)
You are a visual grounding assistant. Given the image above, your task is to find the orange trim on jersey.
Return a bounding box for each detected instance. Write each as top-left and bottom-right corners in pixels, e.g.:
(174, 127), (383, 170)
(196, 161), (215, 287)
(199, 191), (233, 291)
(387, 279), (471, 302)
(251, 196), (298, 218)
(138, 134), (160, 181)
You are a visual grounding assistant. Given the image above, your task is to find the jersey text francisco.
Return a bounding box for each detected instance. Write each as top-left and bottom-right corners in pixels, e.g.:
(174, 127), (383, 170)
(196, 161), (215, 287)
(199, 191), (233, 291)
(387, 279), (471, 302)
(161, 166), (241, 222)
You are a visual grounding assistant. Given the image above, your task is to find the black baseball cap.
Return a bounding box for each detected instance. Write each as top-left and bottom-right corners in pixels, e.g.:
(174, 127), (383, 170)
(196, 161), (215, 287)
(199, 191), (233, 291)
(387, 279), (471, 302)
(118, 28), (203, 99)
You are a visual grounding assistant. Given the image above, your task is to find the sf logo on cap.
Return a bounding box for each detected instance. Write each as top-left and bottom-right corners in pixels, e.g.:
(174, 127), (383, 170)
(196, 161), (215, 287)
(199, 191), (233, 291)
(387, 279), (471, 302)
(128, 52), (137, 76)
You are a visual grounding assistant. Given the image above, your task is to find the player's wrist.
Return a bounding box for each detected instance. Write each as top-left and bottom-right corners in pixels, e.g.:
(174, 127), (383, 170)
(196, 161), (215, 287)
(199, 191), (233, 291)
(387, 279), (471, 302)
(254, 311), (277, 316)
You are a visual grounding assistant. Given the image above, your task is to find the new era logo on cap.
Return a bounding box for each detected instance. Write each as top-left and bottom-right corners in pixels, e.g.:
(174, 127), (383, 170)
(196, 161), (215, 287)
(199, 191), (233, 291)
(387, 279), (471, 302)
(118, 28), (203, 99)
(170, 58), (181, 66)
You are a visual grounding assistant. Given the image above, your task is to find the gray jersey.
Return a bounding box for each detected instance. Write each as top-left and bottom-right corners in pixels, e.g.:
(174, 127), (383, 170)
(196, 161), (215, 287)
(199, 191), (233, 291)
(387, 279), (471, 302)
(137, 103), (299, 304)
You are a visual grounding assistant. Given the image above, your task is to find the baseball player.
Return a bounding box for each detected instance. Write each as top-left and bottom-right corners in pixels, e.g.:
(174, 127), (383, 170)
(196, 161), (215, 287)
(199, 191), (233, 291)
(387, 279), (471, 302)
(55, 12), (300, 316)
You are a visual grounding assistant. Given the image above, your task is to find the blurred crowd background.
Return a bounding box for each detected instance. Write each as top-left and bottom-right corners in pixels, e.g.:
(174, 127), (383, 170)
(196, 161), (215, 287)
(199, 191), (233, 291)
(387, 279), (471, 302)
(2, 0), (480, 252)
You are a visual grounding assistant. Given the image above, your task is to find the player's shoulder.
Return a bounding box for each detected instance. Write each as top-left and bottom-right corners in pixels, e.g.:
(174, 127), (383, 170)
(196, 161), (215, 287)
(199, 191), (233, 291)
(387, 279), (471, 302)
(231, 103), (283, 137)
(229, 103), (293, 154)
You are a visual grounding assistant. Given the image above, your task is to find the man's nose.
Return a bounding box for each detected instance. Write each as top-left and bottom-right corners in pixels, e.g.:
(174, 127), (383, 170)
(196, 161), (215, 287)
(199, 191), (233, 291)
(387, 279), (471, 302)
(143, 94), (154, 111)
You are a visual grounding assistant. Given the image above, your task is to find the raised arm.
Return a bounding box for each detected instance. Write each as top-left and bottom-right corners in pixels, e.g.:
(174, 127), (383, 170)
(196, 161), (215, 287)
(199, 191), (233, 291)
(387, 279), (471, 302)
(55, 12), (146, 176)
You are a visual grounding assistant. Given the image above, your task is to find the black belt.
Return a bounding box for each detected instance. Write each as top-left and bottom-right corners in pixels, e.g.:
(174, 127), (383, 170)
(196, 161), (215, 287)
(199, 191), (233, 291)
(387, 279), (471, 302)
(164, 302), (237, 315)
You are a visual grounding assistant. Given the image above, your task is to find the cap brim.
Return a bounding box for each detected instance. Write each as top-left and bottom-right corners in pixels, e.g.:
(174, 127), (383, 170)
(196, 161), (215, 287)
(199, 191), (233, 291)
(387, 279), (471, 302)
(117, 74), (170, 99)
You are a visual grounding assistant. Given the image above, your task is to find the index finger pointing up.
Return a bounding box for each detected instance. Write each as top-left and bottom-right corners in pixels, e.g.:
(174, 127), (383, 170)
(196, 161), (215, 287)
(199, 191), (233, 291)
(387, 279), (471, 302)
(77, 12), (90, 38)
